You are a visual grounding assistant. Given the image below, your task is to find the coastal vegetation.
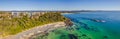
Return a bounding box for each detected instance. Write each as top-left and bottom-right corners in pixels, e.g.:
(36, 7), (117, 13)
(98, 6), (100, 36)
(0, 12), (67, 37)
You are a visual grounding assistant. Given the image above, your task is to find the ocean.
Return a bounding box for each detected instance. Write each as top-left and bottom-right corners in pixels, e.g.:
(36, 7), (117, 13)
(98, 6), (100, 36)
(35, 11), (120, 39)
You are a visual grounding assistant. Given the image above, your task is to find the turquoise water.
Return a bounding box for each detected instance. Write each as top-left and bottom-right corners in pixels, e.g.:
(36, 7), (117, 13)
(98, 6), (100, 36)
(35, 11), (120, 39)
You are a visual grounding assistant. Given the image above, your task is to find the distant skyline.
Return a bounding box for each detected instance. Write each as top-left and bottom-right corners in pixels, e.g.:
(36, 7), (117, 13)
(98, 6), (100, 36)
(0, 0), (120, 11)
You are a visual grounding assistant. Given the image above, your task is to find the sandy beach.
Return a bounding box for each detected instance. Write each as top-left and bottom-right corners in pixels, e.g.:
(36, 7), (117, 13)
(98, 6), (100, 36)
(1, 22), (66, 39)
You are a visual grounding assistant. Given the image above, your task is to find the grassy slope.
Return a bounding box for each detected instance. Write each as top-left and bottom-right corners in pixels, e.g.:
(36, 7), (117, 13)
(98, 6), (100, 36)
(0, 12), (67, 37)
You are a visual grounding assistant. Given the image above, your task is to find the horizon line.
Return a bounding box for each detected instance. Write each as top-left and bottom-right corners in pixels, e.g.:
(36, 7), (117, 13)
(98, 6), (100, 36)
(0, 10), (120, 11)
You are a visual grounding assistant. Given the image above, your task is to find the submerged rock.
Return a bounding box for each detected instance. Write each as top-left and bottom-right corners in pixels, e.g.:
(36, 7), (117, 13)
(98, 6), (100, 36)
(88, 38), (91, 39)
(80, 17), (106, 23)
(70, 17), (100, 32)
(103, 35), (108, 38)
(91, 27), (100, 32)
(60, 35), (67, 39)
(75, 27), (80, 30)
(91, 19), (106, 23)
(78, 21), (100, 32)
(82, 34), (87, 37)
(79, 22), (90, 30)
(66, 27), (74, 31)
(68, 34), (78, 39)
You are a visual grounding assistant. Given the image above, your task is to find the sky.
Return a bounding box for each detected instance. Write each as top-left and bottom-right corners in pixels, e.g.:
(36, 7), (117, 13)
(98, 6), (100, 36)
(0, 0), (120, 11)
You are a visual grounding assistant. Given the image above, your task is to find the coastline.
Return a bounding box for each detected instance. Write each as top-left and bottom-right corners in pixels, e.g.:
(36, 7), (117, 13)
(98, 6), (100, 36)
(1, 22), (66, 39)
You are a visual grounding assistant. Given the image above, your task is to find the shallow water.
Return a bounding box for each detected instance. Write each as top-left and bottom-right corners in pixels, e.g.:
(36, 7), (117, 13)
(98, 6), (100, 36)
(35, 11), (120, 39)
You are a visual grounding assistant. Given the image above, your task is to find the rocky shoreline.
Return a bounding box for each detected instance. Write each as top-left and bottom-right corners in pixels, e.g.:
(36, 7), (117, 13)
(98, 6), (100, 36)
(1, 19), (73, 39)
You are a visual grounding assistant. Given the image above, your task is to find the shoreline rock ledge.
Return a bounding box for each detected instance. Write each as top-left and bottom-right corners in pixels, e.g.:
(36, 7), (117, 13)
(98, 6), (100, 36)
(64, 19), (73, 26)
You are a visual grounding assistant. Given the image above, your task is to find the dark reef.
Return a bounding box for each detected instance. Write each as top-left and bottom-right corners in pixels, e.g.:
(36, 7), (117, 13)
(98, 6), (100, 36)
(68, 34), (78, 39)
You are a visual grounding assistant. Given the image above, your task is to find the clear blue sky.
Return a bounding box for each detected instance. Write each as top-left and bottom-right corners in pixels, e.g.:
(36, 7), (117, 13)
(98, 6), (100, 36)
(0, 0), (120, 11)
